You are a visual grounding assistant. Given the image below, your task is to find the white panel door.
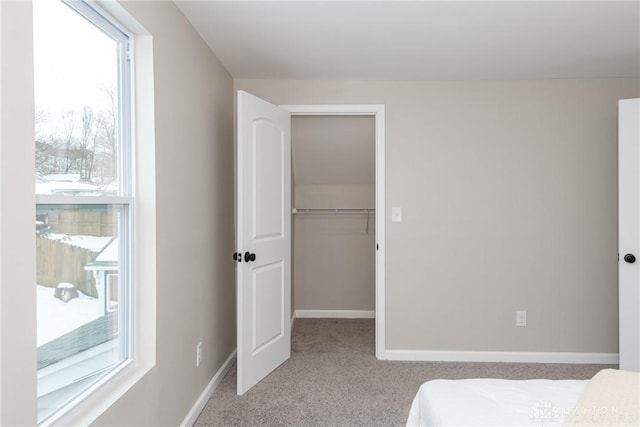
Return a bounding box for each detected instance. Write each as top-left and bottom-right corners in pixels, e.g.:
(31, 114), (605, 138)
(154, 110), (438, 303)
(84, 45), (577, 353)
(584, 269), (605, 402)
(236, 91), (291, 394)
(619, 98), (640, 372)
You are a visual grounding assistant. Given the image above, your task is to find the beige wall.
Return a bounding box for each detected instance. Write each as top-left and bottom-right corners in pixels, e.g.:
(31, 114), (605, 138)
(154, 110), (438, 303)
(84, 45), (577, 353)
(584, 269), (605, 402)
(292, 115), (375, 185)
(294, 213), (375, 311)
(294, 185), (375, 311)
(94, 2), (235, 425)
(236, 78), (640, 353)
(295, 184), (374, 209)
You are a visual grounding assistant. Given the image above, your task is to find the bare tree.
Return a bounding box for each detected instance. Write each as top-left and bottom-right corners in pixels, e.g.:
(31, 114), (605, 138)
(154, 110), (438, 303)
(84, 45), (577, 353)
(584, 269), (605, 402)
(35, 108), (56, 175)
(78, 106), (98, 180)
(62, 112), (77, 174)
(94, 86), (118, 184)
(34, 87), (119, 184)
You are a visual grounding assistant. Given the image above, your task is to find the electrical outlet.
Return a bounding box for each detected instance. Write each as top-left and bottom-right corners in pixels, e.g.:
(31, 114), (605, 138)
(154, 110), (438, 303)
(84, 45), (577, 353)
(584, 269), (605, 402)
(516, 310), (527, 327)
(196, 341), (203, 367)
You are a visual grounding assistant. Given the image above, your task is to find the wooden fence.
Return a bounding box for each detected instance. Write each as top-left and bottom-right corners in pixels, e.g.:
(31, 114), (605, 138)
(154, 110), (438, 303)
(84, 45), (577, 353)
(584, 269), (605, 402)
(46, 211), (115, 237)
(36, 236), (97, 297)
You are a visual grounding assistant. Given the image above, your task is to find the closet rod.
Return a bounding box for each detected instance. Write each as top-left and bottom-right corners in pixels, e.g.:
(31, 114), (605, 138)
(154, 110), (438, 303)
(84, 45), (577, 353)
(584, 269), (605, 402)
(292, 208), (375, 215)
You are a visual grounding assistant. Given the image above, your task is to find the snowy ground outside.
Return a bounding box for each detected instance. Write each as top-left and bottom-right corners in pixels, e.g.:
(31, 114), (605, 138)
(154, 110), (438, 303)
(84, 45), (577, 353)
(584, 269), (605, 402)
(45, 233), (113, 253)
(37, 284), (101, 346)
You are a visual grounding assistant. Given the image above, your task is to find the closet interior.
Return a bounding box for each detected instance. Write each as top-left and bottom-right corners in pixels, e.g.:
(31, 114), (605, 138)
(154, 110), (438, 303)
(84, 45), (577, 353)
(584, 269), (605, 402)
(291, 115), (376, 318)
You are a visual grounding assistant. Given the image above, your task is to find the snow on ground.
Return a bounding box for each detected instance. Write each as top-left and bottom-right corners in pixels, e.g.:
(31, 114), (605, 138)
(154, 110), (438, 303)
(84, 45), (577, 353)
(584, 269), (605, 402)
(37, 284), (102, 347)
(45, 234), (113, 253)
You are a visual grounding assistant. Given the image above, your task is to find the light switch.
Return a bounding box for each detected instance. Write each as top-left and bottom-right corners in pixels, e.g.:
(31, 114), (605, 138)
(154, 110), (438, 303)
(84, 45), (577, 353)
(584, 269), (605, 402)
(392, 207), (402, 223)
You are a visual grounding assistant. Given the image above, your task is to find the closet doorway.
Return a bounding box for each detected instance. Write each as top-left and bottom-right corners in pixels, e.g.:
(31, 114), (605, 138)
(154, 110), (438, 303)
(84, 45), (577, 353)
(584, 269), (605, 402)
(282, 104), (386, 359)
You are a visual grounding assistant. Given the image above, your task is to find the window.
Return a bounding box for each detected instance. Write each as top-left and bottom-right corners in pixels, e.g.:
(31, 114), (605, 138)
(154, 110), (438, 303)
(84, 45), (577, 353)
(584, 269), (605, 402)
(33, 0), (133, 423)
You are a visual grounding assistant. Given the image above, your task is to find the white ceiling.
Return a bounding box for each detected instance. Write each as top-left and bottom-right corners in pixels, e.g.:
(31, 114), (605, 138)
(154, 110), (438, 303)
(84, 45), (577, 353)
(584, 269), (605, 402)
(175, 1), (640, 81)
(292, 116), (375, 184)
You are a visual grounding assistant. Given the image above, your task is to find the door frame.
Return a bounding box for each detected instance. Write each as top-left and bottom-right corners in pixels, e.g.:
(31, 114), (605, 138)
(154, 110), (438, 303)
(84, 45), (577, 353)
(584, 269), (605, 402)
(280, 104), (386, 359)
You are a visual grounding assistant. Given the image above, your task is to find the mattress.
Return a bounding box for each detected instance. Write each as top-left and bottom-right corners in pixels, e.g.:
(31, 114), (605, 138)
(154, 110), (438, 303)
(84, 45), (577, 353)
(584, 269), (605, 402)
(406, 378), (587, 426)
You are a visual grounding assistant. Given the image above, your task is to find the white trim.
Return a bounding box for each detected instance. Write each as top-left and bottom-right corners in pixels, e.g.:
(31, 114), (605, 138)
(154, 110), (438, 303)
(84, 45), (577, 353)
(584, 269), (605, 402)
(290, 311), (296, 329)
(280, 104), (383, 115)
(0, 5), (3, 424)
(72, 0), (131, 40)
(280, 104), (386, 360)
(180, 350), (237, 427)
(383, 350), (619, 364)
(35, 195), (133, 205)
(374, 107), (386, 360)
(295, 310), (375, 319)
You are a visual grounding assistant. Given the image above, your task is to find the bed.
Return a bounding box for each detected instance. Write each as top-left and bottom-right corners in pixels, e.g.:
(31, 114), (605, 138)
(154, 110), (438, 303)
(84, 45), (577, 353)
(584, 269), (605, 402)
(406, 369), (640, 427)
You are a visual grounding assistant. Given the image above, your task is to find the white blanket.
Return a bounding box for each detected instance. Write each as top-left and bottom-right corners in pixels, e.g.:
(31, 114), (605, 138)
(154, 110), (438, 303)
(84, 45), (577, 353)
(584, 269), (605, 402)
(406, 378), (586, 426)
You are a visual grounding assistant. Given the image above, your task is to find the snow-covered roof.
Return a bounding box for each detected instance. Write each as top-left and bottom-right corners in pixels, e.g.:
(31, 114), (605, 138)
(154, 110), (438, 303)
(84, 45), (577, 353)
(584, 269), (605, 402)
(85, 237), (118, 270)
(36, 180), (99, 195)
(36, 174), (118, 196)
(43, 173), (81, 182)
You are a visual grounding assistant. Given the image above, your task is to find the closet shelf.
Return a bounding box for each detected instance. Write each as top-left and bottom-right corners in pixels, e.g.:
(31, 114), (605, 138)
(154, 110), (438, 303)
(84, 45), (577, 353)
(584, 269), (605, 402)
(292, 208), (375, 215)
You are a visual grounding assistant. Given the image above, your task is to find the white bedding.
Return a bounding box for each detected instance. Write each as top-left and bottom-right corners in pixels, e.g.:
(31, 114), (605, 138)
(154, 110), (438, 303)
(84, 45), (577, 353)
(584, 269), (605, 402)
(406, 378), (587, 427)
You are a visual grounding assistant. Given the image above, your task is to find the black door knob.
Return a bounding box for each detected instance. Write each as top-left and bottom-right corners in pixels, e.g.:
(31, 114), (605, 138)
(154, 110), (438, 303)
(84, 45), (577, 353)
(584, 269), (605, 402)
(233, 252), (242, 262)
(244, 251), (256, 262)
(624, 253), (636, 264)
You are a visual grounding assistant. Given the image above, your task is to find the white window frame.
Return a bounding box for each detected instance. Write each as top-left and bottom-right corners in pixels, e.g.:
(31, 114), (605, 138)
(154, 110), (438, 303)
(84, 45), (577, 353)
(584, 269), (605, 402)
(33, 1), (154, 425)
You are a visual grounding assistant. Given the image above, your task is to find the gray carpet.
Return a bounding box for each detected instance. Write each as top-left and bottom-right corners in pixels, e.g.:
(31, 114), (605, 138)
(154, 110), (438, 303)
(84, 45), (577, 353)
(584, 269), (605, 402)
(194, 319), (612, 427)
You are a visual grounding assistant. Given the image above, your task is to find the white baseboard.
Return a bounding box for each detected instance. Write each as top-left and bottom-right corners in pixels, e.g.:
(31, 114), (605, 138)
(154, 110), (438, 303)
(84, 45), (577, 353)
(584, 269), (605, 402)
(295, 309), (375, 319)
(180, 349), (236, 427)
(382, 350), (619, 364)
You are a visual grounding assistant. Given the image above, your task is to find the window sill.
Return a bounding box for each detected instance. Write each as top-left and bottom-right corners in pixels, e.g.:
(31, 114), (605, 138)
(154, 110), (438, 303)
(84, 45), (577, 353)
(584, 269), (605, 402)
(41, 356), (154, 426)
